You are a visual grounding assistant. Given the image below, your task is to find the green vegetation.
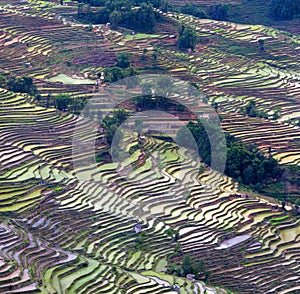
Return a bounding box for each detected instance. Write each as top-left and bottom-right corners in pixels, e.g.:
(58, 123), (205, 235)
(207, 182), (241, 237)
(208, 3), (229, 21)
(117, 52), (131, 69)
(239, 101), (268, 119)
(178, 118), (282, 189)
(53, 93), (71, 111)
(0, 74), (6, 87)
(77, 0), (166, 31)
(177, 118), (226, 172)
(270, 0), (300, 20)
(103, 66), (138, 83)
(165, 227), (179, 241)
(0, 1), (300, 293)
(123, 33), (160, 41)
(226, 134), (282, 188)
(103, 52), (138, 84)
(177, 24), (197, 51)
(180, 2), (208, 18)
(167, 254), (209, 281)
(7, 76), (37, 96)
(102, 109), (129, 145)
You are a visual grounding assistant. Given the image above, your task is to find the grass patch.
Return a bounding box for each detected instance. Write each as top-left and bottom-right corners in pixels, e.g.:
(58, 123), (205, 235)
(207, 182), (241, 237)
(124, 33), (161, 41)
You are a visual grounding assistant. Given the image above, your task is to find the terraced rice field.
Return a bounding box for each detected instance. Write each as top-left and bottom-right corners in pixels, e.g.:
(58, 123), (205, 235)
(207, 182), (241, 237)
(0, 0), (299, 293)
(0, 88), (299, 293)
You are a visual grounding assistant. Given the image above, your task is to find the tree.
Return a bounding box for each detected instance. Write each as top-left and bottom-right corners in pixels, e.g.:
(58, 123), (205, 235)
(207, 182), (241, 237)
(124, 67), (139, 88)
(176, 126), (195, 149)
(245, 100), (257, 117)
(243, 165), (254, 185)
(156, 76), (172, 97)
(7, 76), (37, 96)
(208, 3), (228, 21)
(117, 52), (131, 68)
(181, 2), (208, 18)
(177, 24), (197, 51)
(182, 254), (193, 275)
(152, 50), (158, 67)
(135, 3), (156, 31)
(273, 107), (281, 120)
(270, 0), (298, 20)
(103, 65), (138, 84)
(212, 102), (219, 111)
(141, 82), (153, 96)
(46, 93), (51, 108)
(241, 100), (268, 118)
(102, 109), (129, 145)
(104, 67), (125, 83)
(135, 118), (143, 133)
(35, 94), (41, 103)
(182, 117), (282, 189)
(160, 0), (169, 12)
(0, 74), (6, 87)
(258, 39), (265, 51)
(142, 48), (148, 60)
(54, 93), (71, 111)
(110, 10), (121, 29)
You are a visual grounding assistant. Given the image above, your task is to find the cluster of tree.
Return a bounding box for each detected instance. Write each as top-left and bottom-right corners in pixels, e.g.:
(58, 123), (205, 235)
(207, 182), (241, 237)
(269, 0), (300, 20)
(2, 75), (38, 96)
(180, 2), (208, 18)
(109, 2), (156, 31)
(177, 23), (197, 51)
(142, 75), (172, 95)
(36, 93), (87, 114)
(134, 80), (203, 112)
(136, 76), (186, 110)
(103, 52), (138, 84)
(208, 3), (228, 21)
(78, 0), (168, 9)
(177, 117), (226, 172)
(53, 93), (71, 111)
(78, 0), (167, 31)
(167, 254), (209, 281)
(78, 0), (106, 6)
(102, 108), (129, 145)
(103, 66), (138, 83)
(225, 134), (282, 188)
(177, 118), (282, 189)
(239, 101), (268, 119)
(117, 52), (131, 68)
